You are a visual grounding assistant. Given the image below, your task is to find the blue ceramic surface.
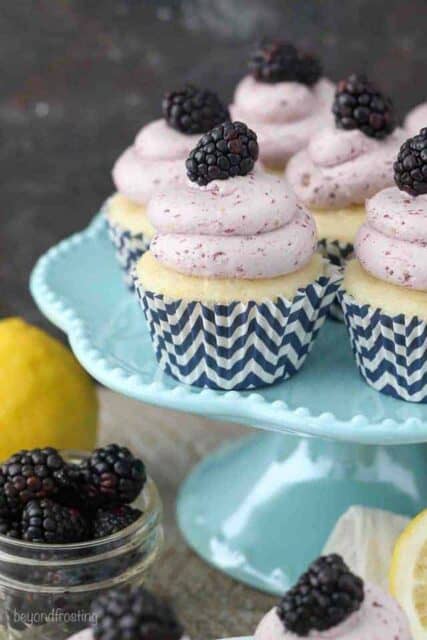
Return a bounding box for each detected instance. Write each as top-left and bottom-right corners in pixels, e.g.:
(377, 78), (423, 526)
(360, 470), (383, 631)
(178, 431), (427, 594)
(30, 214), (427, 446)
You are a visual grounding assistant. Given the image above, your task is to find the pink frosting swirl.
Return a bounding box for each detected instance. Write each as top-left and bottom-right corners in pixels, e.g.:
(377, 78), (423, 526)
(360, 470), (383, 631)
(231, 77), (335, 166)
(147, 168), (317, 279)
(405, 102), (427, 136)
(355, 186), (427, 291)
(254, 584), (411, 640)
(112, 119), (200, 203)
(285, 127), (406, 209)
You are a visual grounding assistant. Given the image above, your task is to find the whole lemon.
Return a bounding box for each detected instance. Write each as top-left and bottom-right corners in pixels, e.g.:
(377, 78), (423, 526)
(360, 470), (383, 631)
(0, 318), (98, 458)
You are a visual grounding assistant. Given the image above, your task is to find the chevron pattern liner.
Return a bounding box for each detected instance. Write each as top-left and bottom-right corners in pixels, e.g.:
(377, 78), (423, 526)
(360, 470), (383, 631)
(318, 239), (354, 323)
(135, 266), (342, 390)
(107, 219), (150, 290)
(339, 289), (427, 403)
(318, 239), (355, 267)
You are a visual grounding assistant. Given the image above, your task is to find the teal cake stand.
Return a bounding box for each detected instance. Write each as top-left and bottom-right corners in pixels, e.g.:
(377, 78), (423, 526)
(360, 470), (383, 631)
(30, 213), (427, 596)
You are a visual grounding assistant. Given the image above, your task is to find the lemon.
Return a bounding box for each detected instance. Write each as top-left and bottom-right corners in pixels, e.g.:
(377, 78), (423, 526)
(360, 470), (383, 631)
(0, 318), (98, 459)
(390, 509), (427, 639)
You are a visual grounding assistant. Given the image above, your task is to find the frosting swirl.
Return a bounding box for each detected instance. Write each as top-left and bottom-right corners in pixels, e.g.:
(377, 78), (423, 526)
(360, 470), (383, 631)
(285, 126), (405, 209)
(405, 102), (427, 136)
(147, 168), (317, 279)
(231, 77), (334, 167)
(112, 119), (200, 203)
(356, 186), (427, 291)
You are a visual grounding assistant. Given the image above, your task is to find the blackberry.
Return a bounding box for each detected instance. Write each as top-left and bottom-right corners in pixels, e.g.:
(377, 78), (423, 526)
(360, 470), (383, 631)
(80, 444), (146, 508)
(53, 462), (83, 507)
(22, 499), (88, 544)
(0, 447), (72, 512)
(332, 74), (396, 139)
(93, 505), (142, 539)
(249, 40), (322, 86)
(92, 586), (184, 640)
(0, 512), (21, 539)
(278, 554), (364, 636)
(186, 121), (259, 186)
(394, 128), (427, 196)
(162, 85), (230, 134)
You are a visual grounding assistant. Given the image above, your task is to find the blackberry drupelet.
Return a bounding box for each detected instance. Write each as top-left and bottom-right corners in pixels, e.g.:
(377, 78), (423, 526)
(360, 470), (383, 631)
(53, 462), (83, 507)
(249, 40), (322, 86)
(277, 554), (364, 636)
(92, 586), (184, 640)
(22, 499), (88, 544)
(162, 85), (230, 134)
(0, 512), (21, 539)
(0, 447), (72, 512)
(93, 505), (142, 539)
(333, 74), (396, 139)
(394, 128), (427, 196)
(80, 444), (146, 508)
(186, 121), (259, 186)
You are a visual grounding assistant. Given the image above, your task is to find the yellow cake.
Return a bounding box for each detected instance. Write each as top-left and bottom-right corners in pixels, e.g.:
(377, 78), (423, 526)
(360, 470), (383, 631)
(138, 251), (325, 304)
(343, 259), (427, 322)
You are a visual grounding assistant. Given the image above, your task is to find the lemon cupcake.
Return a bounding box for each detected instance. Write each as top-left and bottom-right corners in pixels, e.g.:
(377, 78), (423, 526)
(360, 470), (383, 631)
(134, 121), (341, 390)
(231, 40), (334, 173)
(286, 74), (405, 269)
(339, 129), (427, 403)
(107, 85), (229, 287)
(405, 101), (427, 135)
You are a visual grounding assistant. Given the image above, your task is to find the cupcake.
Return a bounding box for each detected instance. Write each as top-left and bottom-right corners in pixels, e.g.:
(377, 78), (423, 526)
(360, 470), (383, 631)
(254, 554), (411, 639)
(405, 101), (427, 135)
(134, 121), (341, 391)
(339, 129), (427, 403)
(67, 586), (187, 640)
(286, 74), (405, 269)
(231, 41), (334, 172)
(107, 85), (229, 287)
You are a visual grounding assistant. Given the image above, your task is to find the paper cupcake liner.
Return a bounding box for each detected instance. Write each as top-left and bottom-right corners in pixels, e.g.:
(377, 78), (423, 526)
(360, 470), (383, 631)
(318, 239), (354, 322)
(107, 218), (150, 290)
(318, 239), (354, 267)
(135, 266), (342, 391)
(339, 289), (427, 403)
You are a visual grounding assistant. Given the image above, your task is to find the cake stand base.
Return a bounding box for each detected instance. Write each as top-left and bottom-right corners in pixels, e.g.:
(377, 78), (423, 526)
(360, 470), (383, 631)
(177, 431), (427, 595)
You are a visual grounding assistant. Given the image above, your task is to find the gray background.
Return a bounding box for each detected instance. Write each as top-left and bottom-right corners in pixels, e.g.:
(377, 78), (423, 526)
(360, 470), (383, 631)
(1, 0), (426, 328)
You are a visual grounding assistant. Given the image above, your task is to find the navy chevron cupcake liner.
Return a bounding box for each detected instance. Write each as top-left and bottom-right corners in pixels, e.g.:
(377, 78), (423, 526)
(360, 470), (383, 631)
(339, 290), (427, 403)
(107, 218), (150, 290)
(318, 238), (354, 268)
(318, 239), (354, 322)
(135, 267), (342, 391)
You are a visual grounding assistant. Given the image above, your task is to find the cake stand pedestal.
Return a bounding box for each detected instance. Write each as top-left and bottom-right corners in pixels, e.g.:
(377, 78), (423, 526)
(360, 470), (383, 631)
(30, 214), (427, 595)
(177, 432), (426, 593)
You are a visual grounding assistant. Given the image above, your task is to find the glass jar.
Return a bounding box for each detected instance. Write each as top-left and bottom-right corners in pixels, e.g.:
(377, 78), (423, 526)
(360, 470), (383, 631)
(0, 451), (163, 640)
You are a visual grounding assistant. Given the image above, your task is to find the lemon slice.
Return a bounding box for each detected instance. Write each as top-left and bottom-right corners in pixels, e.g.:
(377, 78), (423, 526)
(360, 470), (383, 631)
(323, 505), (409, 589)
(390, 509), (427, 639)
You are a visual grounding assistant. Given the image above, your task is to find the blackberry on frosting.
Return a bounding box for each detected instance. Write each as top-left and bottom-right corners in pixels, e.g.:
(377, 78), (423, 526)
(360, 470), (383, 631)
(333, 74), (396, 139)
(394, 127), (427, 196)
(186, 121), (259, 186)
(249, 40), (322, 86)
(277, 554), (364, 636)
(162, 85), (230, 135)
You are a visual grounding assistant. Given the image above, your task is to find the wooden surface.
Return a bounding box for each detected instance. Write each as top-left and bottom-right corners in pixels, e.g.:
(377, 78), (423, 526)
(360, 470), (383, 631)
(99, 389), (274, 640)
